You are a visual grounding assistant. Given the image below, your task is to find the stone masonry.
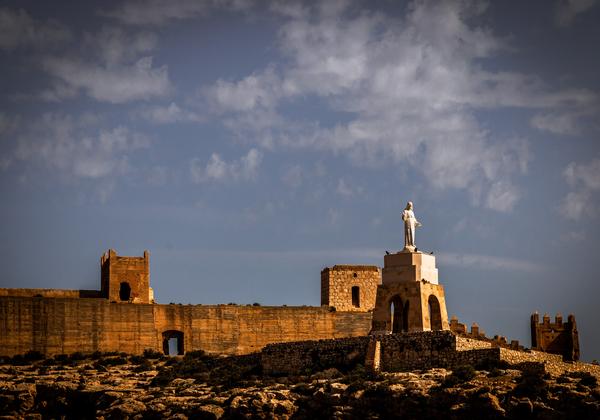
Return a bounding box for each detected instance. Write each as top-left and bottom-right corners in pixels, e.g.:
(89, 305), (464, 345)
(321, 265), (381, 312)
(531, 312), (580, 361)
(370, 251), (449, 333)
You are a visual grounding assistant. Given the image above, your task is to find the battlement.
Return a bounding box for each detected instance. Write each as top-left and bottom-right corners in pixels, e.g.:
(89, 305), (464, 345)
(531, 312), (579, 361)
(449, 315), (524, 351)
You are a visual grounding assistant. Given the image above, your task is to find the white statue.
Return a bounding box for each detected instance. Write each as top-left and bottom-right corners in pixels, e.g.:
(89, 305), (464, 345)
(402, 201), (421, 252)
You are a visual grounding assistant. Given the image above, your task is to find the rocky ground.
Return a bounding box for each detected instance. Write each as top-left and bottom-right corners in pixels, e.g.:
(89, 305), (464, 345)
(1, 351), (599, 419)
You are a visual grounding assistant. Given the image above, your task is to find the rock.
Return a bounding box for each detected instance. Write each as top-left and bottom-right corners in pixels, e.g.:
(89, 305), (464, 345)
(193, 404), (224, 419)
(109, 398), (147, 417)
(514, 397), (533, 416)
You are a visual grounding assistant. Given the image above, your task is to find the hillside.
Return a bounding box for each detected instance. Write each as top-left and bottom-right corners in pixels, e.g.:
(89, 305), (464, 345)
(1, 350), (599, 419)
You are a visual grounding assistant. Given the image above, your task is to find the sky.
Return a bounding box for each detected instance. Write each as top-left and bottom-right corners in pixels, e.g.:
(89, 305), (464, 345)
(0, 0), (599, 360)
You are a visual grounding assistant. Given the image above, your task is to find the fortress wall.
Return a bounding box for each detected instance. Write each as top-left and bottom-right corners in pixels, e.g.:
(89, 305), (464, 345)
(0, 297), (373, 357)
(261, 336), (371, 375)
(0, 289), (78, 298)
(375, 331), (498, 372)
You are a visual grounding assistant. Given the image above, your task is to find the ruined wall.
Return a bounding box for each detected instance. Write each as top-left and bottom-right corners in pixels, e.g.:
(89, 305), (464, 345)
(320, 265), (381, 312)
(0, 297), (372, 357)
(261, 336), (370, 375)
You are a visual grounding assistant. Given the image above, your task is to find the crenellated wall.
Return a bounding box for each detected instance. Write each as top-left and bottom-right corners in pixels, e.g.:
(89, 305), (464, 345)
(0, 297), (372, 357)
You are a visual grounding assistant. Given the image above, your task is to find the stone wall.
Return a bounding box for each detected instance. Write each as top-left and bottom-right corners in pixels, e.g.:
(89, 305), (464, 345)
(0, 297), (372, 357)
(101, 249), (151, 304)
(320, 265), (381, 312)
(0, 289), (102, 298)
(374, 331), (499, 372)
(261, 336), (370, 375)
(450, 316), (524, 351)
(531, 312), (579, 361)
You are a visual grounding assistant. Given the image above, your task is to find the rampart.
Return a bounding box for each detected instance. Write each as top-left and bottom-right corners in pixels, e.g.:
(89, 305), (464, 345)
(0, 297), (372, 357)
(260, 331), (600, 378)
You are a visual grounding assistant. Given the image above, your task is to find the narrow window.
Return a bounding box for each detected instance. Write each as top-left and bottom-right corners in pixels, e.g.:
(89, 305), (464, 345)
(119, 282), (131, 301)
(351, 286), (360, 308)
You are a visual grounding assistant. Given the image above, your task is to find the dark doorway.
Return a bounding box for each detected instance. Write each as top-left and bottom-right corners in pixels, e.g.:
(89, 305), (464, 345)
(428, 295), (442, 330)
(351, 286), (360, 308)
(162, 330), (184, 356)
(389, 296), (402, 333)
(390, 295), (409, 333)
(119, 282), (131, 301)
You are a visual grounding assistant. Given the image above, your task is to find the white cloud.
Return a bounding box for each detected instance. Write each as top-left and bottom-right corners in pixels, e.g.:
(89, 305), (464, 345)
(564, 158), (600, 190)
(0, 7), (70, 50)
(36, 26), (171, 104)
(12, 113), (149, 180)
(43, 56), (171, 104)
(555, 0), (597, 27)
(560, 190), (593, 220)
(485, 181), (520, 213)
(437, 252), (545, 273)
(138, 102), (202, 124)
(190, 148), (263, 183)
(530, 112), (581, 136)
(204, 1), (596, 212)
(560, 158), (600, 219)
(102, 0), (253, 26)
(208, 68), (287, 112)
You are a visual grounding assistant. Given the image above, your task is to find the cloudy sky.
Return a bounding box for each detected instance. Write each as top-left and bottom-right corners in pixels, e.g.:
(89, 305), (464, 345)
(1, 0), (599, 359)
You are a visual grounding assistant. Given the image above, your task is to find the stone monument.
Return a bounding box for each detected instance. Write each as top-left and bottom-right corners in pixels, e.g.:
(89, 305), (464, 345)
(370, 201), (449, 333)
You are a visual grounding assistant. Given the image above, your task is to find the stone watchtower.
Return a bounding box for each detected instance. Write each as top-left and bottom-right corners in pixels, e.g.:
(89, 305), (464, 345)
(370, 251), (449, 333)
(100, 249), (153, 303)
(321, 265), (382, 311)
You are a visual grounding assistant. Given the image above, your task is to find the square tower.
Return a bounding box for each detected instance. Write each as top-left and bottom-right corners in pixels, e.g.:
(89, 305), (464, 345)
(370, 251), (449, 333)
(100, 249), (152, 303)
(321, 265), (381, 312)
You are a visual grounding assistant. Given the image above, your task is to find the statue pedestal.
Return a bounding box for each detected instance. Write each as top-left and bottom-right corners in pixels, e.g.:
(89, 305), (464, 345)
(383, 251), (438, 285)
(370, 251), (448, 334)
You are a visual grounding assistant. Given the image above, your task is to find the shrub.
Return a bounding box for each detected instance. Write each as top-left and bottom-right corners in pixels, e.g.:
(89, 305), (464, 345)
(8, 355), (29, 366)
(24, 350), (45, 361)
(129, 355), (146, 365)
(143, 348), (164, 359)
(573, 372), (598, 388)
(441, 365), (476, 387)
(93, 356), (127, 369)
(133, 360), (154, 372)
(513, 369), (548, 399)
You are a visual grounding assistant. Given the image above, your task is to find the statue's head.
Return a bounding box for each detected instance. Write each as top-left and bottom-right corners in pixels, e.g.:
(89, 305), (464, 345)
(405, 201), (413, 210)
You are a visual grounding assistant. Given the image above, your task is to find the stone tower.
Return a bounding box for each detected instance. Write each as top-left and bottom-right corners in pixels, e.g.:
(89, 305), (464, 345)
(370, 251), (449, 333)
(321, 265), (381, 311)
(531, 312), (580, 361)
(100, 249), (152, 303)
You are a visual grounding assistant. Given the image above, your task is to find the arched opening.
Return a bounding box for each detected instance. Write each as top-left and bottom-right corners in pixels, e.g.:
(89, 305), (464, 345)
(119, 282), (131, 301)
(428, 295), (442, 330)
(351, 286), (360, 308)
(403, 299), (410, 332)
(162, 330), (184, 356)
(390, 295), (408, 333)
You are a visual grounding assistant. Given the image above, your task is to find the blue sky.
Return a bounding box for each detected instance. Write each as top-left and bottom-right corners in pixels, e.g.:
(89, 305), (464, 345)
(1, 0), (599, 360)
